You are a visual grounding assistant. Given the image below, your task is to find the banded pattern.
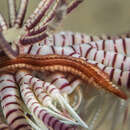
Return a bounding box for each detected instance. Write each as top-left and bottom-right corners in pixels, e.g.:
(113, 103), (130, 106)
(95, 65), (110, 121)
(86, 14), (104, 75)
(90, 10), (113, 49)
(16, 70), (87, 129)
(20, 83), (76, 130)
(44, 72), (80, 94)
(37, 31), (130, 56)
(0, 55), (127, 100)
(19, 42), (130, 89)
(0, 74), (32, 130)
(16, 70), (61, 98)
(0, 0), (129, 130)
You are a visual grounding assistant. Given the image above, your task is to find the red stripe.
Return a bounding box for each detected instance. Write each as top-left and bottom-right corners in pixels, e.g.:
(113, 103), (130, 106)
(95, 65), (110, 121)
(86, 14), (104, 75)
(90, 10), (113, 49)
(30, 102), (38, 108)
(69, 52), (78, 56)
(121, 56), (126, 70)
(24, 91), (32, 97)
(72, 34), (75, 45)
(6, 79), (15, 83)
(51, 78), (58, 84)
(9, 116), (25, 125)
(113, 40), (118, 53)
(18, 72), (29, 83)
(117, 71), (123, 86)
(102, 40), (105, 50)
(42, 95), (49, 101)
(94, 52), (97, 61)
(62, 34), (66, 46)
(27, 45), (33, 54)
(127, 72), (130, 89)
(6, 109), (23, 119)
(38, 110), (44, 118)
(26, 98), (32, 105)
(59, 83), (69, 90)
(49, 88), (56, 93)
(36, 48), (41, 55)
(4, 102), (20, 108)
(42, 113), (48, 122)
(34, 86), (42, 92)
(112, 54), (117, 68)
(0, 86), (17, 92)
(2, 94), (19, 101)
(122, 39), (127, 55)
(33, 106), (39, 114)
(51, 46), (56, 54)
(79, 46), (82, 56)
(102, 51), (106, 64)
(29, 76), (33, 84)
(110, 69), (114, 81)
(85, 47), (92, 58)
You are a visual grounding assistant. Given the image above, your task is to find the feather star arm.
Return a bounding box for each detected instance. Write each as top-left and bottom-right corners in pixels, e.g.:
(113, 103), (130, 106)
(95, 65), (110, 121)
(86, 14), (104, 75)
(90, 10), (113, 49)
(0, 54), (127, 100)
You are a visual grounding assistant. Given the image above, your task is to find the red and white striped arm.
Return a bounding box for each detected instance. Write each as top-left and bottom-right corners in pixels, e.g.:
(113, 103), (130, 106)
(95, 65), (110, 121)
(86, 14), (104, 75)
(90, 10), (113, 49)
(25, 1), (83, 37)
(89, 38), (130, 56)
(35, 31), (129, 47)
(19, 44), (80, 58)
(15, 0), (29, 28)
(19, 44), (130, 89)
(16, 70), (88, 128)
(72, 44), (130, 71)
(20, 83), (76, 130)
(35, 32), (129, 57)
(38, 31), (96, 46)
(0, 74), (32, 130)
(16, 70), (61, 98)
(27, 0), (60, 36)
(95, 62), (130, 89)
(25, 0), (56, 30)
(19, 43), (130, 71)
(44, 72), (76, 94)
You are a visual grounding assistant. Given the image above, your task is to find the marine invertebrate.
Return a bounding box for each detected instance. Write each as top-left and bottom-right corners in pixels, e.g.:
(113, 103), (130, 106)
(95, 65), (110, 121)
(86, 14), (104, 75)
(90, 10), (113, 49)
(0, 0), (129, 130)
